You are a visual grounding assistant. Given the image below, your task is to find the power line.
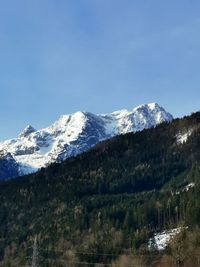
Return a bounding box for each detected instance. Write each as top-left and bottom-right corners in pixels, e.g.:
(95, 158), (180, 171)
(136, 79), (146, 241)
(40, 258), (162, 267)
(39, 248), (130, 257)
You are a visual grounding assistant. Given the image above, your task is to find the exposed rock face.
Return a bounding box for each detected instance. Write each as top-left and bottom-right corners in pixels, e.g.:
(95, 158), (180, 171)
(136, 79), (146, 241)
(0, 151), (20, 180)
(19, 125), (36, 138)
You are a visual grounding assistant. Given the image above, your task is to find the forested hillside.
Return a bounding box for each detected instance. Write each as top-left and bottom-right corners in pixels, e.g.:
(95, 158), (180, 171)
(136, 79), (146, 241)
(1, 112), (200, 266)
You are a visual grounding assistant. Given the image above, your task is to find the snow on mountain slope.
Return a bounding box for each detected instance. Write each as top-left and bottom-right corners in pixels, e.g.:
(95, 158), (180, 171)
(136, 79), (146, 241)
(176, 129), (193, 144)
(148, 227), (185, 250)
(0, 103), (173, 178)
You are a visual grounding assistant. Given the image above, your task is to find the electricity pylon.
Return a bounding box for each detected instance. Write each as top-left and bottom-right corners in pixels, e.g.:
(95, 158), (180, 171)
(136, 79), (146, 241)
(31, 237), (39, 267)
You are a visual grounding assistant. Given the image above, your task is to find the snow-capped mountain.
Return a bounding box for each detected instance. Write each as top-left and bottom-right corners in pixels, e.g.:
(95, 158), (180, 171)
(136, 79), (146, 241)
(0, 103), (173, 179)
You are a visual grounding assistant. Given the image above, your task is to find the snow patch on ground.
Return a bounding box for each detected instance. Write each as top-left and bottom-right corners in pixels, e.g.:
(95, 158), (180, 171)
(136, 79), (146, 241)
(148, 227), (183, 250)
(175, 182), (195, 195)
(177, 129), (193, 144)
(184, 182), (195, 192)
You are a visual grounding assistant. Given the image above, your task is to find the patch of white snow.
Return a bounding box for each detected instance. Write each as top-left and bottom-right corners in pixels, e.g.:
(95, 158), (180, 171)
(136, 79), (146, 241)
(177, 130), (193, 144)
(185, 182), (195, 192)
(148, 227), (184, 250)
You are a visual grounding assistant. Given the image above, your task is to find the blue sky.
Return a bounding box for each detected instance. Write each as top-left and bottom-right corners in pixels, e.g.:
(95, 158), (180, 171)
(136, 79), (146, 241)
(1, 0), (200, 140)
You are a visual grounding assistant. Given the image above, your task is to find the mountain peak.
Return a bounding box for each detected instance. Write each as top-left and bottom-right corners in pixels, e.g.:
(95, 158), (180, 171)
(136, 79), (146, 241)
(147, 102), (159, 109)
(133, 102), (159, 111)
(19, 125), (36, 138)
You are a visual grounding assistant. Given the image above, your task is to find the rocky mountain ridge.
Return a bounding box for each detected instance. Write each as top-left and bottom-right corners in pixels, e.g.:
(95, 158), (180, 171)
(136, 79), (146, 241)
(0, 102), (173, 179)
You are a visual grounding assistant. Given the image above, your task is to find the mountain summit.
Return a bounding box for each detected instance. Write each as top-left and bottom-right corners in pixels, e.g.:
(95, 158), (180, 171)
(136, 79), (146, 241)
(0, 103), (173, 179)
(19, 125), (36, 138)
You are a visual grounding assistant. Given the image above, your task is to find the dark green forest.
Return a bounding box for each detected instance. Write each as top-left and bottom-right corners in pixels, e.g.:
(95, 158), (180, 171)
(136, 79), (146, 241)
(1, 112), (200, 266)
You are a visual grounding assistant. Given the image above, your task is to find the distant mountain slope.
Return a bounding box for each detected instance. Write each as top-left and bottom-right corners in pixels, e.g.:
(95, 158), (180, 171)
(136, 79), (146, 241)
(0, 102), (172, 179)
(0, 151), (19, 180)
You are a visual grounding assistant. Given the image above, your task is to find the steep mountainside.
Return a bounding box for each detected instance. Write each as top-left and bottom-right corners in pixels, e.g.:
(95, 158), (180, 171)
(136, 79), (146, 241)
(0, 103), (172, 179)
(0, 111), (200, 266)
(0, 152), (19, 180)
